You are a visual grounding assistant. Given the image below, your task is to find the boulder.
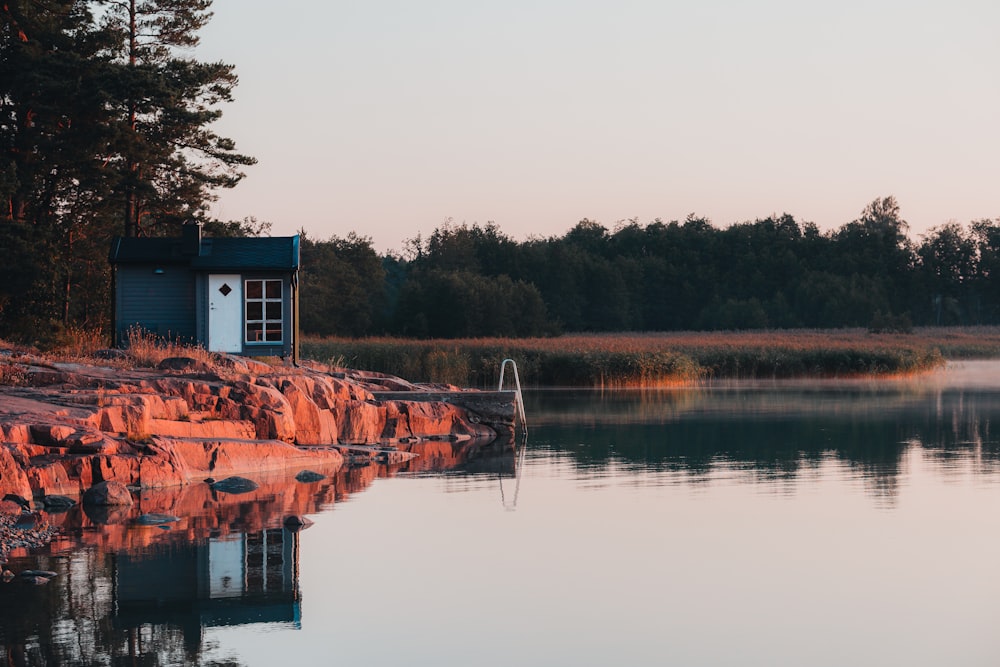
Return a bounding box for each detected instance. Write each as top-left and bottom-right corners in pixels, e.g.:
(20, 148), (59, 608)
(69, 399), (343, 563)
(295, 470), (326, 483)
(210, 476), (259, 494)
(82, 480), (134, 506)
(66, 430), (111, 454)
(41, 495), (76, 511)
(2, 493), (30, 510)
(157, 357), (213, 374)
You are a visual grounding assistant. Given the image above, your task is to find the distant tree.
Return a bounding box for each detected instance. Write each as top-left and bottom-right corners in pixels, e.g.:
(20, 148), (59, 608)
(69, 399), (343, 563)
(971, 219), (1000, 322)
(917, 223), (978, 324)
(831, 196), (915, 321)
(394, 269), (550, 338)
(299, 232), (385, 337)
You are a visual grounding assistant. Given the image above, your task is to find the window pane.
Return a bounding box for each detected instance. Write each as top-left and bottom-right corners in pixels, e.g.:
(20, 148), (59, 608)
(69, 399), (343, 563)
(246, 322), (263, 342)
(265, 280), (281, 299)
(247, 302), (263, 321)
(246, 280), (262, 299)
(265, 326), (282, 342)
(265, 302), (282, 320)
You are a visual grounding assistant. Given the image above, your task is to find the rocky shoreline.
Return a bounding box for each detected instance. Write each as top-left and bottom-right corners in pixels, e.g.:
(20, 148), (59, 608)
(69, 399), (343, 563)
(0, 348), (515, 564)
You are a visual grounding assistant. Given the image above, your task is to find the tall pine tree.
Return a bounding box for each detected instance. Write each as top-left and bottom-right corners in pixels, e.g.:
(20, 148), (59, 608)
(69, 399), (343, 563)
(99, 0), (255, 237)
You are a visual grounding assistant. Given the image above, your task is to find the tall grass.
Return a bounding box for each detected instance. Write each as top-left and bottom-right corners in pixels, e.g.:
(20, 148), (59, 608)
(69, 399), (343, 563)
(302, 327), (965, 387)
(121, 326), (215, 368)
(40, 326), (217, 370)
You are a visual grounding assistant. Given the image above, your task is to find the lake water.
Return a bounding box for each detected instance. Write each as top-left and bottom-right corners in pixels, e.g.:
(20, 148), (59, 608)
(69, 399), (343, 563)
(4, 361), (1000, 666)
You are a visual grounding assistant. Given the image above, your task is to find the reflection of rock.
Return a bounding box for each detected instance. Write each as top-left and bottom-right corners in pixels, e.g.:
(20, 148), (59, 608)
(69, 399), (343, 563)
(83, 503), (131, 525)
(20, 569), (57, 579)
(9, 434), (510, 565)
(136, 513), (180, 526)
(283, 515), (313, 531)
(13, 512), (44, 530)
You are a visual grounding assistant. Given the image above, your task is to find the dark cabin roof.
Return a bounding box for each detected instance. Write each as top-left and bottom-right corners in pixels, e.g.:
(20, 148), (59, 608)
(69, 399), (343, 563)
(110, 235), (299, 271)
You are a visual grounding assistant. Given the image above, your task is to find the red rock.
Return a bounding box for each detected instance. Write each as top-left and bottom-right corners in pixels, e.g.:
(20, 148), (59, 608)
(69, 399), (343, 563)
(231, 381), (296, 441)
(94, 456), (140, 486)
(0, 347), (505, 508)
(24, 460), (77, 497)
(1, 423), (32, 444)
(0, 446), (32, 499)
(28, 424), (76, 445)
(331, 400), (387, 444)
(148, 418), (255, 440)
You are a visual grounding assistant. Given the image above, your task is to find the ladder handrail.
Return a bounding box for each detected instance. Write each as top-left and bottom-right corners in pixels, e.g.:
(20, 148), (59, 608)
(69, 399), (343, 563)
(498, 358), (527, 433)
(499, 435), (528, 511)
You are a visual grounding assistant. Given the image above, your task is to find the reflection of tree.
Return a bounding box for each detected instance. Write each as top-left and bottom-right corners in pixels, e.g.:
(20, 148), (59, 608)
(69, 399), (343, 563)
(2, 527), (307, 665)
(1, 546), (206, 666)
(528, 387), (1000, 502)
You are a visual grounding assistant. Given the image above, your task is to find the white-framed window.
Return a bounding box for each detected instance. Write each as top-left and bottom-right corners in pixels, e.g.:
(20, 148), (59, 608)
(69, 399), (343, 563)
(245, 279), (283, 343)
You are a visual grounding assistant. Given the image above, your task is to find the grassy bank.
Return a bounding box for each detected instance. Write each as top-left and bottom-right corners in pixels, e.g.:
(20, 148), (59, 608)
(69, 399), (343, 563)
(300, 327), (999, 387)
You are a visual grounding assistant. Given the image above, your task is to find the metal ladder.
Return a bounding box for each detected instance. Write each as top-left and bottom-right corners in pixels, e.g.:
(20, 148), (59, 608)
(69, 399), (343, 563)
(498, 358), (528, 510)
(498, 358), (527, 434)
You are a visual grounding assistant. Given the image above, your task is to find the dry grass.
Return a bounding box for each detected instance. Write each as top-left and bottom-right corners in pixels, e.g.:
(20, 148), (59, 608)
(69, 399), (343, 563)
(121, 326), (215, 368)
(2, 326), (218, 371)
(0, 360), (28, 386)
(0, 338), (39, 386)
(58, 326), (108, 358)
(300, 327), (975, 387)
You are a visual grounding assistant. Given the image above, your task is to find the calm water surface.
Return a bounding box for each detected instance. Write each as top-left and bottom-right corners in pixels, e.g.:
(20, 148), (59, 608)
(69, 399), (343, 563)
(4, 361), (1000, 666)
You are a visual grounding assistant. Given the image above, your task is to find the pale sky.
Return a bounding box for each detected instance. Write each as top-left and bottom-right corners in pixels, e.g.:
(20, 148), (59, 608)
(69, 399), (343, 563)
(199, 0), (1000, 252)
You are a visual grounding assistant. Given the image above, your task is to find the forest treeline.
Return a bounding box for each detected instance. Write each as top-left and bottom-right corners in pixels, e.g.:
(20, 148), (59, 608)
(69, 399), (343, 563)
(301, 196), (1000, 339)
(4, 3), (1000, 345)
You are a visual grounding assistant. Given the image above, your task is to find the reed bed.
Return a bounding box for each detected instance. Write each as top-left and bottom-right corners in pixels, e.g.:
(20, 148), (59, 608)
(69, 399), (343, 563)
(300, 327), (995, 387)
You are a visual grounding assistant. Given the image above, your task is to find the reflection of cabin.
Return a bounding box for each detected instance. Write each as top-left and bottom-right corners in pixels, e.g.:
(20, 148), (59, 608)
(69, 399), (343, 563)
(114, 528), (301, 649)
(108, 224), (299, 361)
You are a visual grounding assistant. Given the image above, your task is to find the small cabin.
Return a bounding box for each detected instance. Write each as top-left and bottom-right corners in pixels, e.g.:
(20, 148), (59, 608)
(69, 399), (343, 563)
(109, 224), (299, 362)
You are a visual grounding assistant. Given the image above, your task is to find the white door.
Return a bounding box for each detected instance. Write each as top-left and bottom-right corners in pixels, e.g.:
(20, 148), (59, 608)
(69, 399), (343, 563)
(208, 274), (242, 353)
